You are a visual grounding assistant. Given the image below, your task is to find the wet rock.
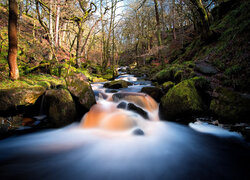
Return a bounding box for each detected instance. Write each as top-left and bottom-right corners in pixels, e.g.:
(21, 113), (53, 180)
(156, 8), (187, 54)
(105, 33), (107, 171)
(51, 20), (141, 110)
(162, 81), (175, 93)
(210, 87), (250, 122)
(141, 86), (164, 102)
(104, 80), (133, 89)
(66, 73), (96, 112)
(195, 62), (218, 75)
(132, 128), (144, 136)
(117, 101), (127, 109)
(0, 87), (46, 112)
(45, 89), (76, 127)
(127, 103), (149, 120)
(160, 78), (205, 121)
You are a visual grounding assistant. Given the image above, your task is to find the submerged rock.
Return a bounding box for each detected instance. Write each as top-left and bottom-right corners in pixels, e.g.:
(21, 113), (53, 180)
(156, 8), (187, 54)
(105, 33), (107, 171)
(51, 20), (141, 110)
(45, 89), (76, 127)
(104, 80), (133, 89)
(160, 78), (206, 121)
(132, 128), (144, 136)
(210, 87), (250, 122)
(127, 103), (149, 120)
(0, 87), (46, 112)
(66, 73), (96, 112)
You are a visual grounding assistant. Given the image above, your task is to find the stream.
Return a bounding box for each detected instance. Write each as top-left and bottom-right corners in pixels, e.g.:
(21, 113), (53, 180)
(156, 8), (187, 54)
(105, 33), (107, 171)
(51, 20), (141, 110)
(0, 69), (249, 180)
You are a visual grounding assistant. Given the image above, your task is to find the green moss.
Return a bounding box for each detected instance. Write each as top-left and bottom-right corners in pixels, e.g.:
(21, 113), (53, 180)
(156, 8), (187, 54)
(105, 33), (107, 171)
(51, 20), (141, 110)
(0, 74), (65, 90)
(210, 87), (250, 122)
(92, 77), (107, 83)
(161, 78), (204, 120)
(162, 81), (174, 93)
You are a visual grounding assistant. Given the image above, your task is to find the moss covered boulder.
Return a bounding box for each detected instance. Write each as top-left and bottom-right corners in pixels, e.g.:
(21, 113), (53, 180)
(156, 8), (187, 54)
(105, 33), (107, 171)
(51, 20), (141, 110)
(160, 78), (205, 121)
(210, 87), (250, 122)
(66, 73), (96, 111)
(45, 89), (76, 127)
(153, 69), (172, 84)
(0, 86), (46, 112)
(104, 80), (133, 89)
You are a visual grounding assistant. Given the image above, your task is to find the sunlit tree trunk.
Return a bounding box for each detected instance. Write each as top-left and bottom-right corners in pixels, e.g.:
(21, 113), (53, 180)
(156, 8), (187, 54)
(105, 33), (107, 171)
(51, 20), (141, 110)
(49, 0), (54, 46)
(55, 0), (60, 47)
(8, 0), (19, 80)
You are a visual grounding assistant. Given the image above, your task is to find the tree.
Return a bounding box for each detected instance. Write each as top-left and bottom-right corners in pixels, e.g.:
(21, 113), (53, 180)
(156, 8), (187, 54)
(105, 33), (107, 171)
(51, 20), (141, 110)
(189, 0), (211, 40)
(8, 0), (19, 80)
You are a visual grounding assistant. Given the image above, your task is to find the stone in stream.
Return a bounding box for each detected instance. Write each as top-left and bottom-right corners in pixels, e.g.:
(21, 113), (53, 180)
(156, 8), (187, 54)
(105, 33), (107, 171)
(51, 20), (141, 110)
(66, 73), (96, 117)
(140, 86), (164, 102)
(103, 80), (133, 89)
(117, 101), (127, 109)
(44, 89), (76, 127)
(132, 128), (144, 136)
(127, 103), (149, 120)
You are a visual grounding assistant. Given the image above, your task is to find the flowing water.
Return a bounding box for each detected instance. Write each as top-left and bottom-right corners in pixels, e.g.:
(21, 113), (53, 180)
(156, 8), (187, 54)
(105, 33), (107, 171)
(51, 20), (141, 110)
(0, 70), (249, 180)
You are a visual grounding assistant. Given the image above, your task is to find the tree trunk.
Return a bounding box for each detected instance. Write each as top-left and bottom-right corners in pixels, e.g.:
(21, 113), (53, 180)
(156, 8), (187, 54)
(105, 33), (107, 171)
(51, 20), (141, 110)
(153, 0), (162, 46)
(8, 0), (19, 80)
(19, 0), (23, 20)
(172, 0), (176, 40)
(190, 0), (210, 40)
(49, 0), (54, 46)
(55, 0), (60, 47)
(76, 25), (83, 68)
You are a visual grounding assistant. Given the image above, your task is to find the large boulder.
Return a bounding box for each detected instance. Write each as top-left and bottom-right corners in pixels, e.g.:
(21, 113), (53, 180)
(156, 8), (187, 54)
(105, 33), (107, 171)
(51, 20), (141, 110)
(45, 89), (76, 127)
(210, 87), (250, 122)
(66, 73), (96, 112)
(0, 87), (46, 112)
(104, 80), (133, 89)
(160, 78), (206, 121)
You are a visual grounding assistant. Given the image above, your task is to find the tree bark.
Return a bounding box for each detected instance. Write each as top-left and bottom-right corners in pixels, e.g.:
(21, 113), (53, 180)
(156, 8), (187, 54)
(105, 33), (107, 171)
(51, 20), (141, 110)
(190, 0), (210, 40)
(172, 0), (176, 40)
(55, 0), (60, 47)
(49, 0), (54, 46)
(8, 0), (19, 80)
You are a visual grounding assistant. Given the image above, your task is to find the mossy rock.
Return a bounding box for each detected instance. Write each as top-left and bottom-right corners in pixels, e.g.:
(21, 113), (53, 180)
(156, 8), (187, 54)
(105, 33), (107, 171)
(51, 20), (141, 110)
(92, 77), (107, 83)
(0, 86), (46, 111)
(162, 81), (175, 93)
(104, 80), (133, 89)
(66, 73), (96, 111)
(210, 87), (250, 122)
(160, 78), (205, 121)
(153, 69), (172, 84)
(45, 89), (76, 127)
